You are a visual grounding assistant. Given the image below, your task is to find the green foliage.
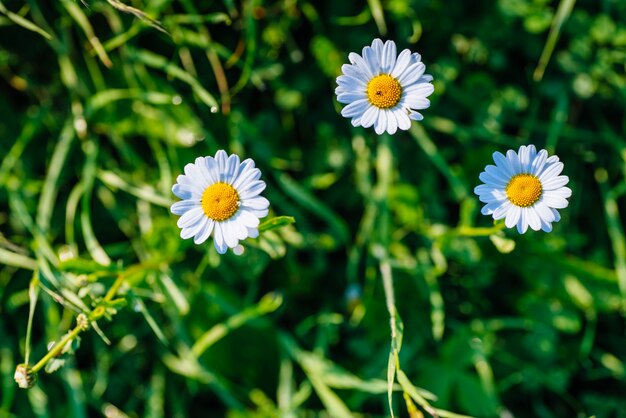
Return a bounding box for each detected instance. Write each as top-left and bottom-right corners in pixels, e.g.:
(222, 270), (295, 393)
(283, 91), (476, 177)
(1, 0), (626, 417)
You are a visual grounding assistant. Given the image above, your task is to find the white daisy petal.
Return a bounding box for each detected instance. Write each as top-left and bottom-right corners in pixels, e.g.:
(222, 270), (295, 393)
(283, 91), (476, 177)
(534, 201), (555, 223)
(404, 83), (435, 99)
(483, 165), (510, 185)
(381, 40), (397, 73)
(193, 218), (211, 245)
(374, 109), (387, 135)
(341, 64), (369, 83)
(542, 175), (569, 191)
(337, 91), (368, 103)
(172, 183), (201, 200)
(233, 167), (262, 191)
(531, 149), (548, 175)
(213, 222), (228, 254)
(180, 214), (206, 239)
(517, 209), (529, 234)
(348, 52), (374, 79)
(341, 99), (370, 118)
(371, 38), (384, 57)
(540, 220), (553, 233)
(236, 209), (261, 228)
(387, 110), (398, 135)
(229, 217), (249, 240)
(336, 75), (366, 90)
(404, 97), (430, 110)
(492, 151), (515, 177)
(170, 150), (270, 253)
(474, 145), (571, 234)
(391, 49), (412, 78)
(493, 201), (512, 220)
(239, 180), (266, 199)
(505, 205), (521, 228)
(171, 200), (200, 215)
(541, 193), (569, 209)
(396, 111), (412, 130)
(205, 157), (220, 184)
(242, 196), (270, 210)
(225, 154), (241, 183)
(518, 145), (530, 171)
(177, 207), (204, 229)
(361, 106), (379, 128)
(336, 39), (433, 134)
(221, 221), (239, 248)
(481, 201), (501, 215)
(408, 111), (424, 121)
(362, 45), (379, 75)
(398, 62), (426, 85)
(539, 161), (564, 182)
(506, 149), (522, 174)
(527, 207), (541, 231)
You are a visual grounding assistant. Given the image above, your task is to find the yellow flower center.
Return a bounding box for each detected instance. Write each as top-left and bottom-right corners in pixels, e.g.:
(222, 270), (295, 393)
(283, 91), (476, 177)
(201, 182), (239, 221)
(366, 74), (403, 109)
(506, 174), (542, 207)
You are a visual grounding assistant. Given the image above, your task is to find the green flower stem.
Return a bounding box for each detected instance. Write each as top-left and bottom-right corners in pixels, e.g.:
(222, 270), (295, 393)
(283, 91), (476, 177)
(453, 221), (507, 237)
(24, 261), (160, 379)
(31, 323), (83, 373)
(103, 261), (160, 303)
(380, 259), (398, 347)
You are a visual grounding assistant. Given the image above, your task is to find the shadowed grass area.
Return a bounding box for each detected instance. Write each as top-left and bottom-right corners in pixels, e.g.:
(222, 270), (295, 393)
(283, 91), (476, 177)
(1, 0), (626, 417)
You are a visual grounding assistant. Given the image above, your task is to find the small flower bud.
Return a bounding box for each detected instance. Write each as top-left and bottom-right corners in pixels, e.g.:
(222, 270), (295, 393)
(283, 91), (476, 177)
(14, 364), (36, 389)
(77, 313), (90, 331)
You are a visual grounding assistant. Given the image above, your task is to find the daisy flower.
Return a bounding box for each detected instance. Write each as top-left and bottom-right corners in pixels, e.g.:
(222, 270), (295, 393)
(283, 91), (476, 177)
(335, 38), (434, 135)
(171, 150), (269, 254)
(474, 145), (572, 233)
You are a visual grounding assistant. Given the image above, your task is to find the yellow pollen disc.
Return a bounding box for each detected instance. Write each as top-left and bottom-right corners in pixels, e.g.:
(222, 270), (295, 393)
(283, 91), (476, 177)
(506, 174), (542, 207)
(366, 74), (403, 109)
(201, 182), (239, 221)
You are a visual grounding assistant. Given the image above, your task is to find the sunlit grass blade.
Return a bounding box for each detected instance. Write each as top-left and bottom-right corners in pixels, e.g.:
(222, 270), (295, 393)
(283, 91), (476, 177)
(98, 170), (173, 208)
(0, 0), (52, 39)
(106, 0), (168, 34)
(81, 141), (111, 266)
(191, 292), (282, 357)
(275, 173), (349, 244)
(533, 0), (576, 81)
(24, 273), (40, 364)
(258, 216), (296, 233)
(367, 0), (387, 35)
(128, 48), (218, 109)
(0, 248), (37, 270)
(61, 0), (112, 68)
(597, 169), (626, 306)
(36, 122), (75, 234)
(410, 124), (468, 200)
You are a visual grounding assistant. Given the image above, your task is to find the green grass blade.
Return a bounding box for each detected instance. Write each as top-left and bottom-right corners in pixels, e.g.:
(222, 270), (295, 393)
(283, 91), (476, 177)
(0, 0), (52, 39)
(533, 0), (576, 81)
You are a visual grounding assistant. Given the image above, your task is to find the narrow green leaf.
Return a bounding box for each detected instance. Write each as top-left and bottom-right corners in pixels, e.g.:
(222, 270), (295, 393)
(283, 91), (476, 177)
(533, 0), (576, 81)
(258, 216), (296, 233)
(0, 0), (52, 39)
(276, 173), (349, 244)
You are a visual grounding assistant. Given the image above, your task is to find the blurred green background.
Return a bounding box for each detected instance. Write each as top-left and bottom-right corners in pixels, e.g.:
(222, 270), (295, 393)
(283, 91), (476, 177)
(1, 0), (626, 417)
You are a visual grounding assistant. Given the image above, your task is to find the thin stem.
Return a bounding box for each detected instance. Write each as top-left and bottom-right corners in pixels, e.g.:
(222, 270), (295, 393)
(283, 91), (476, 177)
(24, 273), (40, 364)
(380, 259), (397, 343)
(453, 222), (507, 237)
(31, 324), (83, 373)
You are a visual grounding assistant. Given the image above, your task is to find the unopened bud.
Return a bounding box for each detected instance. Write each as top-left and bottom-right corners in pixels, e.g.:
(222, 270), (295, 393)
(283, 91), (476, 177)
(14, 364), (36, 389)
(77, 313), (90, 331)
